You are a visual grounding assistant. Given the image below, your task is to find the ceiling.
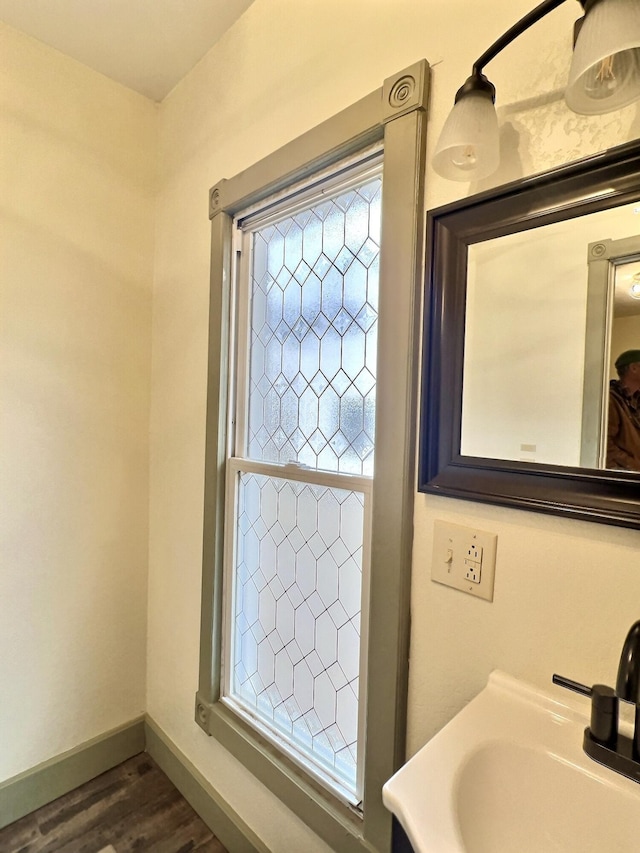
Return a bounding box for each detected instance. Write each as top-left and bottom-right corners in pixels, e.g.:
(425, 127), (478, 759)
(0, 0), (256, 101)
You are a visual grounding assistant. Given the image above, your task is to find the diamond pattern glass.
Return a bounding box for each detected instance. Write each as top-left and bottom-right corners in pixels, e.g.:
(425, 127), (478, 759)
(226, 163), (380, 804)
(232, 471), (364, 792)
(246, 176), (381, 476)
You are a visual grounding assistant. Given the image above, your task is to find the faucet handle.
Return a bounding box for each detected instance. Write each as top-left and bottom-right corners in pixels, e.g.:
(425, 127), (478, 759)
(553, 673), (618, 747)
(552, 674), (592, 696)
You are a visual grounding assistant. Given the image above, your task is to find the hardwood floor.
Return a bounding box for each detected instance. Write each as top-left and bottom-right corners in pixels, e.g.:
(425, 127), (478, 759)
(0, 753), (228, 853)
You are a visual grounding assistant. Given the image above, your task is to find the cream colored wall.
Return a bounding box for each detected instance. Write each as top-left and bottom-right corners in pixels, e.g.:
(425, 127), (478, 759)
(463, 225), (589, 466)
(147, 0), (640, 850)
(0, 24), (156, 781)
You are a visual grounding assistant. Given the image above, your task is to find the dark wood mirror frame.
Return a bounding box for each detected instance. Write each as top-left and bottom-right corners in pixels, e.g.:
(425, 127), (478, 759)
(418, 138), (640, 530)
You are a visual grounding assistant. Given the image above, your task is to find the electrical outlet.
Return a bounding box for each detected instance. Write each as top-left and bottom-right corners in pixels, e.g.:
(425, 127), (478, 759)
(467, 543), (482, 562)
(464, 558), (481, 583)
(432, 520), (497, 601)
(464, 542), (483, 583)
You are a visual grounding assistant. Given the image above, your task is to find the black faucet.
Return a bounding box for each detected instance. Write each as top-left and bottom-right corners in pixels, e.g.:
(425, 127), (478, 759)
(616, 619), (640, 759)
(553, 620), (640, 784)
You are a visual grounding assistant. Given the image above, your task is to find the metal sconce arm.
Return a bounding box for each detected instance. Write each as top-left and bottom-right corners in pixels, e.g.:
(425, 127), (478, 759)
(456, 0), (584, 102)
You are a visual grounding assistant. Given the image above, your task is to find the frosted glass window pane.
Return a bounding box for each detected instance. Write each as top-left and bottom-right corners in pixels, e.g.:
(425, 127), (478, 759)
(231, 471), (364, 793)
(247, 176), (382, 476)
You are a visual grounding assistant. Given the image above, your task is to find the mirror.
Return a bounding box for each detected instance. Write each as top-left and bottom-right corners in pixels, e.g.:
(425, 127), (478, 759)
(462, 211), (640, 469)
(418, 139), (640, 529)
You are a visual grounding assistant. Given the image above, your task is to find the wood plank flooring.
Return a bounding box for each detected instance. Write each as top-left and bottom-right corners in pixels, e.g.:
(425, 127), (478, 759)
(0, 753), (228, 853)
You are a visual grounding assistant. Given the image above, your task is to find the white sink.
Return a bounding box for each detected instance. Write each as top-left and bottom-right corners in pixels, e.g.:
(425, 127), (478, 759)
(383, 671), (640, 852)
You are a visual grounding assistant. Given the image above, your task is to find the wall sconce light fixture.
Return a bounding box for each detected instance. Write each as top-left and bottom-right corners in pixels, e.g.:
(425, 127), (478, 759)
(433, 0), (640, 181)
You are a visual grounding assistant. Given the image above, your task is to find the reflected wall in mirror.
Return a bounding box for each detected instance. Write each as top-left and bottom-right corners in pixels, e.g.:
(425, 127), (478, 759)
(419, 139), (640, 529)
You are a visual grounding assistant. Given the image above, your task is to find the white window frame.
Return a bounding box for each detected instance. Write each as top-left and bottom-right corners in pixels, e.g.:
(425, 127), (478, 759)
(196, 60), (429, 853)
(220, 155), (382, 805)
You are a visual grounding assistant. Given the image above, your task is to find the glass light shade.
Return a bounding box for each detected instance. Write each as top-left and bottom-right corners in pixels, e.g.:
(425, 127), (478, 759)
(566, 0), (640, 115)
(432, 92), (500, 182)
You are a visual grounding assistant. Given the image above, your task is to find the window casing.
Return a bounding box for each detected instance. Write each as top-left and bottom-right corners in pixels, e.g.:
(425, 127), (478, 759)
(197, 61), (429, 853)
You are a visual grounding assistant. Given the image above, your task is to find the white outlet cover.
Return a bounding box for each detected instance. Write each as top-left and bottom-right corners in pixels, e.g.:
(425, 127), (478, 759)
(431, 520), (497, 601)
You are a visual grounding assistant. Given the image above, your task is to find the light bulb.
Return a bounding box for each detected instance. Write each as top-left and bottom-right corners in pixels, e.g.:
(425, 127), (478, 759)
(450, 146), (479, 170)
(580, 51), (636, 103)
(630, 282), (640, 299)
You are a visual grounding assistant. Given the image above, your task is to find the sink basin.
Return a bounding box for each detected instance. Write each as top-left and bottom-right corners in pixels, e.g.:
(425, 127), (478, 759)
(383, 671), (640, 852)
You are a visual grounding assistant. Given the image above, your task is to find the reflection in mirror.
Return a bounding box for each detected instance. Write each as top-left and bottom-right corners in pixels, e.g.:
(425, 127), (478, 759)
(606, 261), (640, 473)
(461, 202), (640, 472)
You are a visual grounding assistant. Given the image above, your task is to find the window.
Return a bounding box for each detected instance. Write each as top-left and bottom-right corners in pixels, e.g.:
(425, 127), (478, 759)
(222, 159), (382, 805)
(197, 61), (429, 853)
